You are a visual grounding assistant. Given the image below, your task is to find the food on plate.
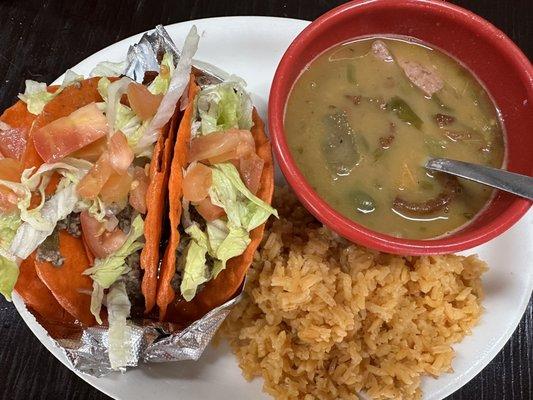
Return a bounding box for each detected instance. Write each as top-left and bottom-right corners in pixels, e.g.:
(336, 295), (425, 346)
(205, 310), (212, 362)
(0, 26), (203, 369)
(157, 73), (276, 323)
(220, 187), (486, 400)
(284, 37), (504, 239)
(15, 254), (81, 339)
(0, 100), (34, 160)
(0, 24), (278, 371)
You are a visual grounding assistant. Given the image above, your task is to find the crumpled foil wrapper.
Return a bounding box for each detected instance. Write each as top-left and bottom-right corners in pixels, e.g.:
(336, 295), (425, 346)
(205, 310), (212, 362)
(124, 25), (180, 82)
(36, 25), (243, 377)
(59, 293), (242, 377)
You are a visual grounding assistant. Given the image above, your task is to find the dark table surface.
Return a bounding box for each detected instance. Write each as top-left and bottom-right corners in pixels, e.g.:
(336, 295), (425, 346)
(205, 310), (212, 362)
(0, 1), (531, 399)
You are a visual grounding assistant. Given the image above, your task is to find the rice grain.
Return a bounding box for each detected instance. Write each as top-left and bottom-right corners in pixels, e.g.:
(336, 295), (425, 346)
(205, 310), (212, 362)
(219, 187), (486, 400)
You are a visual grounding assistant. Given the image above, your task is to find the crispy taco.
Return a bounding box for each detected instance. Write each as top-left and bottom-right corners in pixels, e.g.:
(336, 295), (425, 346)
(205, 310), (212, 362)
(0, 26), (201, 369)
(157, 74), (276, 323)
(15, 253), (82, 339)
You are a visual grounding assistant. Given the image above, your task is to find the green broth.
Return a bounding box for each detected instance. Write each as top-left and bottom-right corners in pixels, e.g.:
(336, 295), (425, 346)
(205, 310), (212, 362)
(285, 37), (504, 239)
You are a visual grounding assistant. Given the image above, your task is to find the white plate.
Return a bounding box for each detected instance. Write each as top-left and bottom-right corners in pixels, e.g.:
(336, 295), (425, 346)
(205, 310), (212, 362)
(13, 16), (533, 400)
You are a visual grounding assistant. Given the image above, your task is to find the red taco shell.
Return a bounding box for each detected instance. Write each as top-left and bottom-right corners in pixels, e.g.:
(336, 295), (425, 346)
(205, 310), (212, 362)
(34, 230), (96, 326)
(157, 75), (199, 320)
(15, 254), (81, 339)
(140, 105), (182, 314)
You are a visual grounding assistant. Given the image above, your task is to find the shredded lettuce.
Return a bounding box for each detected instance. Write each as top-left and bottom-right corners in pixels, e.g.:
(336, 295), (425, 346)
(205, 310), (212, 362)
(74, 196), (107, 222)
(4, 158), (93, 259)
(126, 120), (149, 150)
(62, 70), (84, 86)
(209, 163), (277, 231)
(199, 220), (250, 278)
(138, 26), (199, 150)
(115, 104), (138, 133)
(205, 219), (227, 253)
(88, 197), (107, 221)
(97, 77), (111, 100)
(180, 240), (209, 301)
(84, 215), (144, 323)
(106, 77), (134, 135)
(0, 256), (19, 301)
(10, 183), (79, 259)
(89, 60), (127, 78)
(180, 221), (250, 299)
(18, 80), (56, 115)
(0, 213), (23, 302)
(0, 158), (90, 227)
(97, 77), (146, 150)
(148, 52), (175, 95)
(18, 71), (84, 115)
(107, 281), (134, 370)
(0, 213), (22, 260)
(211, 226), (250, 278)
(186, 223), (209, 249)
(89, 281), (105, 325)
(196, 77), (253, 135)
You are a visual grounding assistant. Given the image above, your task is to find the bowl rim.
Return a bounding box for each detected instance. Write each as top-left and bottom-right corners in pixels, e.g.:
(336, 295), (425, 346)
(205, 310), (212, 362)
(268, 0), (533, 255)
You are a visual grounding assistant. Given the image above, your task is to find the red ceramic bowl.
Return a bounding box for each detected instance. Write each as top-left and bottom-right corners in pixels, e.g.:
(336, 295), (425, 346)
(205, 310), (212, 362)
(269, 0), (533, 255)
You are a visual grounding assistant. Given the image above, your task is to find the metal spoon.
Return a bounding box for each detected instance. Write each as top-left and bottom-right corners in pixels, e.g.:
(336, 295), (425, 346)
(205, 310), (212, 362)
(426, 158), (533, 201)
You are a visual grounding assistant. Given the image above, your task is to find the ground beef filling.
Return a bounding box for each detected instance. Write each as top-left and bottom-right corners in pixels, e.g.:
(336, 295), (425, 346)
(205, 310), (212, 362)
(123, 251), (145, 317)
(56, 212), (81, 238)
(123, 252), (141, 298)
(36, 229), (64, 267)
(170, 266), (183, 294)
(36, 213), (82, 267)
(116, 205), (134, 234)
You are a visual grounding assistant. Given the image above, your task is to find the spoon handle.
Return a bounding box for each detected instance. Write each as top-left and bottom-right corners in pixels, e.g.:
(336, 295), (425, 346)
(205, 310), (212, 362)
(426, 158), (533, 201)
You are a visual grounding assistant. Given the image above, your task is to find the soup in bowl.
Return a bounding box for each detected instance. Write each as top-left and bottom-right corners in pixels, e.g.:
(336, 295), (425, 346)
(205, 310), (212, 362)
(269, 0), (533, 254)
(284, 36), (505, 240)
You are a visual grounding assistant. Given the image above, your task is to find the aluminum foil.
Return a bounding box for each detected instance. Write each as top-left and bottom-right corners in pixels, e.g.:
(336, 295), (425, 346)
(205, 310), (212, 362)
(124, 24), (229, 84)
(59, 293), (242, 377)
(31, 25), (244, 377)
(124, 25), (180, 82)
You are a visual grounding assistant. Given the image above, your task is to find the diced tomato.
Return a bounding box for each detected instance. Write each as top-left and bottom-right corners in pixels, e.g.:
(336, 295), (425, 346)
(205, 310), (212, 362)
(0, 158), (23, 182)
(0, 122), (27, 161)
(32, 102), (107, 163)
(104, 214), (119, 232)
(194, 196), (225, 222)
(206, 151), (229, 164)
(188, 129), (255, 164)
(239, 153), (264, 194)
(0, 101), (35, 161)
(100, 171), (133, 205)
(183, 162), (212, 203)
(129, 166), (149, 214)
(76, 152), (114, 199)
(108, 131), (134, 174)
(0, 158), (23, 212)
(0, 187), (19, 213)
(82, 234), (96, 265)
(80, 211), (127, 259)
(127, 82), (163, 121)
(71, 137), (107, 162)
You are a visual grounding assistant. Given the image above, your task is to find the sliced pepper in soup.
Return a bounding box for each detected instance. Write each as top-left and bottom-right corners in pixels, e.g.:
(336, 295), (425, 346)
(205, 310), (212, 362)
(284, 37), (504, 239)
